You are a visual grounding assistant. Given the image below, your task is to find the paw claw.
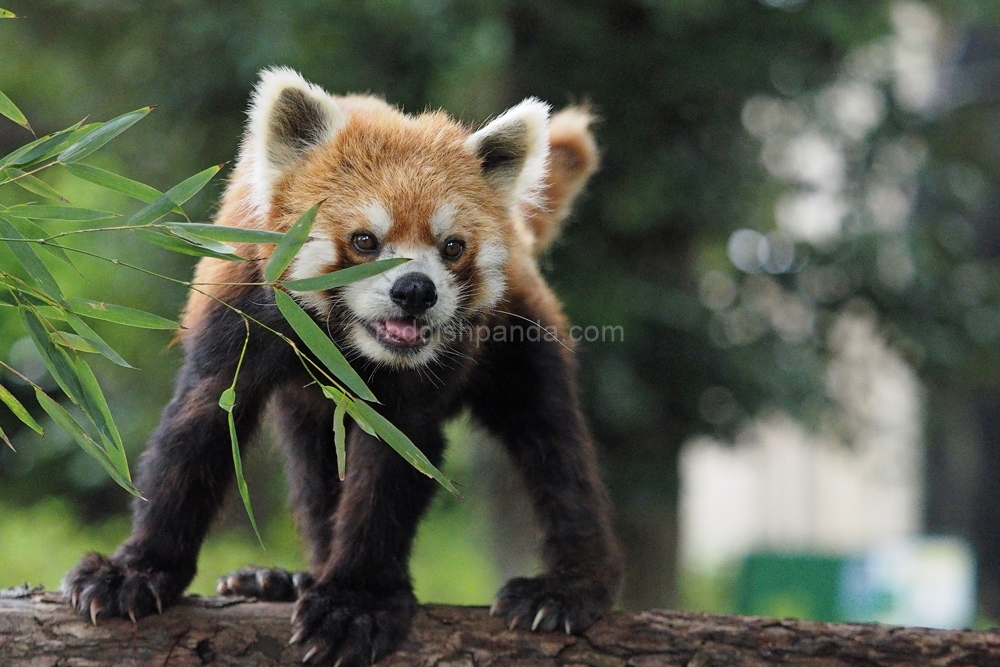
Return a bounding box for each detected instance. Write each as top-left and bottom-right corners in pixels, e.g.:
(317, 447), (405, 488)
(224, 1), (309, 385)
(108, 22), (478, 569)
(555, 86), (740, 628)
(128, 608), (137, 625)
(489, 598), (502, 617)
(148, 584), (162, 615)
(70, 591), (78, 610)
(89, 600), (100, 626)
(289, 630), (304, 646)
(531, 607), (548, 631)
(302, 644), (323, 664)
(565, 618), (572, 635)
(508, 614), (521, 631)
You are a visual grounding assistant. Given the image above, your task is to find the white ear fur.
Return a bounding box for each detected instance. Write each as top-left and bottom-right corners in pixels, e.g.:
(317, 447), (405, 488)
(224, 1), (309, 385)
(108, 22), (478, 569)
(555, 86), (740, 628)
(465, 98), (550, 208)
(241, 67), (345, 216)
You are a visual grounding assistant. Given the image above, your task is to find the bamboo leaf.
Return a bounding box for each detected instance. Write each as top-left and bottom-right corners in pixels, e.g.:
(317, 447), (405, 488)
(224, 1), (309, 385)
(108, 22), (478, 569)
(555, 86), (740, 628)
(68, 297), (178, 330)
(0, 425), (13, 451)
(219, 387), (236, 412)
(163, 222), (284, 245)
(4, 167), (67, 202)
(6, 216), (76, 269)
(34, 388), (139, 496)
(64, 312), (134, 368)
(322, 385), (376, 437)
(51, 331), (99, 354)
(264, 204), (319, 283)
(58, 107), (152, 163)
(4, 204), (116, 221)
(0, 276), (54, 308)
(0, 9), (16, 18)
(0, 383), (43, 435)
(72, 355), (129, 478)
(20, 307), (87, 407)
(220, 321), (262, 546)
(349, 398), (462, 498)
(136, 227), (242, 261)
(0, 120), (87, 169)
(128, 164), (221, 226)
(64, 163), (170, 206)
(273, 289), (376, 402)
(228, 410), (263, 546)
(334, 399), (347, 481)
(167, 226), (239, 255)
(282, 258), (410, 292)
(0, 89), (30, 132)
(0, 215), (66, 304)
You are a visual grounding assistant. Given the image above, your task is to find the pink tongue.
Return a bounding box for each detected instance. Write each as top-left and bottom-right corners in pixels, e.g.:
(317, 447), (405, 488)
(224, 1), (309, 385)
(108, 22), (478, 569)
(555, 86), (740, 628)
(384, 319), (420, 342)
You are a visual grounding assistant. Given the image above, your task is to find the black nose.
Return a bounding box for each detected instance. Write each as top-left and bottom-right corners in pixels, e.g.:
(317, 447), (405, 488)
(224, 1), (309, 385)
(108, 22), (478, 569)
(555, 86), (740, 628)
(390, 272), (438, 316)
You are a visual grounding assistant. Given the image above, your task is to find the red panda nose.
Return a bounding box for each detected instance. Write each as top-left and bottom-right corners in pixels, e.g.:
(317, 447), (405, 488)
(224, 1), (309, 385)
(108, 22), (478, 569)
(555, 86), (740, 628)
(390, 272), (438, 316)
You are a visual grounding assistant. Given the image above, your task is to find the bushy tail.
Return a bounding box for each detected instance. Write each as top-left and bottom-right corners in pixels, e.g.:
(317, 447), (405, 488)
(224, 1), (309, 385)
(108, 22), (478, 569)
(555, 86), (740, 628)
(522, 106), (600, 255)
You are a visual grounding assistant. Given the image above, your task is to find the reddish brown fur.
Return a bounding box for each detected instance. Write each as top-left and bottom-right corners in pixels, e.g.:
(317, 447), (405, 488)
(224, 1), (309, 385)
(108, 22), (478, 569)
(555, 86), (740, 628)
(183, 100), (597, 335)
(520, 107), (600, 253)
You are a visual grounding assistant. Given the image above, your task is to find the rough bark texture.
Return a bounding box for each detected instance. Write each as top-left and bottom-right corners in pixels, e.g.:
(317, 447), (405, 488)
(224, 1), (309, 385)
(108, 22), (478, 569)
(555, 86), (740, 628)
(1, 587), (999, 666)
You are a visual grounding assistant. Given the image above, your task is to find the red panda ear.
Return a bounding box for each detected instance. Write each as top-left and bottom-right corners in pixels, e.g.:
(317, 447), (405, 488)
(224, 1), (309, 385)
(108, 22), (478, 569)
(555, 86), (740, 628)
(465, 98), (550, 208)
(241, 67), (345, 214)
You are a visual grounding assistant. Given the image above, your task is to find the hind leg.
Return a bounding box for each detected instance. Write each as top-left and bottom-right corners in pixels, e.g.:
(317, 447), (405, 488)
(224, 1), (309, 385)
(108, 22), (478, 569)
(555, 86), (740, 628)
(217, 385), (340, 601)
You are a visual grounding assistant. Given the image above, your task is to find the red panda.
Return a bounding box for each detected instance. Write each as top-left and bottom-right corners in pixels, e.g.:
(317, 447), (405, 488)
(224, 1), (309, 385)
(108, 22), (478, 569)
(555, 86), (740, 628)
(63, 68), (622, 666)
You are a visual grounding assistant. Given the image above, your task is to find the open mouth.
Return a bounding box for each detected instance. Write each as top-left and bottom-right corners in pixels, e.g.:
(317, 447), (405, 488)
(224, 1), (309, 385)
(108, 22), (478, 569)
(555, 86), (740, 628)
(363, 318), (432, 350)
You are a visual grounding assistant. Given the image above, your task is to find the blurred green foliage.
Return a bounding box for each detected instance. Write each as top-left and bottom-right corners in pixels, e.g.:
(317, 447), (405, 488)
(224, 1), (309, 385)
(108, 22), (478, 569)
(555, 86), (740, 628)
(2, 0), (1000, 614)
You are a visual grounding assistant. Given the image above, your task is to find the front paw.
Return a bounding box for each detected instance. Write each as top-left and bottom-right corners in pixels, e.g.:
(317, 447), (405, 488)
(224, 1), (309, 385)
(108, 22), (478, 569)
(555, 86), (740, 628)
(289, 584), (416, 666)
(491, 573), (612, 635)
(216, 566), (314, 601)
(62, 552), (189, 624)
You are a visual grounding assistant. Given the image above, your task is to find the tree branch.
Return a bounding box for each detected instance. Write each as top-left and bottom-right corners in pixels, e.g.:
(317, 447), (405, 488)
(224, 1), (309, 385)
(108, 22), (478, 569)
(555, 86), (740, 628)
(0, 587), (997, 666)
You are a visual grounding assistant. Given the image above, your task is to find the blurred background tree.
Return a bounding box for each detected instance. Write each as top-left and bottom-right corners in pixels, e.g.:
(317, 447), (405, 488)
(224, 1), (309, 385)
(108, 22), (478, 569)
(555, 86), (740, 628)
(2, 0), (999, 618)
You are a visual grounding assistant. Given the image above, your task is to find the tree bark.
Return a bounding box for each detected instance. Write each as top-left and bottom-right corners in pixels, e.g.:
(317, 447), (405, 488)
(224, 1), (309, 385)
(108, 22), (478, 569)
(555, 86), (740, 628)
(0, 587), (997, 666)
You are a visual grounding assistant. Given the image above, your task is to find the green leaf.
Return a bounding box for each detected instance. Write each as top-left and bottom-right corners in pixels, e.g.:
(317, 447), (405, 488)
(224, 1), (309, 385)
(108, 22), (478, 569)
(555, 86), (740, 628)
(64, 163), (168, 205)
(68, 298), (178, 330)
(50, 331), (99, 354)
(0, 383), (43, 435)
(0, 120), (87, 169)
(163, 223), (284, 245)
(228, 409), (263, 547)
(168, 226), (239, 254)
(323, 385), (377, 437)
(71, 355), (129, 478)
(58, 107), (152, 163)
(0, 89), (30, 132)
(136, 227), (242, 261)
(128, 164), (221, 226)
(334, 399), (347, 481)
(34, 388), (140, 497)
(0, 424), (13, 451)
(64, 312), (134, 368)
(0, 215), (66, 304)
(349, 398), (462, 498)
(219, 387), (236, 412)
(282, 258), (410, 292)
(0, 9), (16, 18)
(20, 307), (87, 409)
(264, 204), (319, 283)
(4, 168), (67, 202)
(0, 276), (53, 308)
(6, 216), (76, 269)
(273, 289), (376, 402)
(4, 204), (116, 221)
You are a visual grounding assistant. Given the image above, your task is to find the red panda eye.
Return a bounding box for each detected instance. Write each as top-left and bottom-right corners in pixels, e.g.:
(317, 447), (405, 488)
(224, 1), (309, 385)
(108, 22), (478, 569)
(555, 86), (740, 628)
(442, 238), (465, 260)
(352, 232), (379, 253)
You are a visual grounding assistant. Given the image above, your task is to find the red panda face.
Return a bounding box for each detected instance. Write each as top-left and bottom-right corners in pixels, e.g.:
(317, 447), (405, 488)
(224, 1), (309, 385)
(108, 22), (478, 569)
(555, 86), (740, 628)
(234, 68), (551, 368)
